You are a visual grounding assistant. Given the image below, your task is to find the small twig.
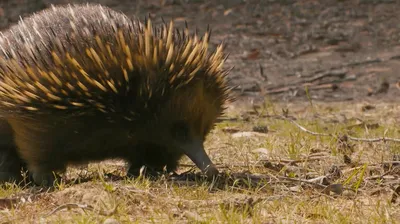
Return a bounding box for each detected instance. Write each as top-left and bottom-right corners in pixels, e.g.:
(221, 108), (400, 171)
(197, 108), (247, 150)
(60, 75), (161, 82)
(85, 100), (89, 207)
(303, 83), (338, 91)
(265, 83), (338, 95)
(276, 176), (327, 189)
(370, 161), (400, 166)
(346, 136), (400, 143)
(286, 118), (331, 137)
(122, 186), (157, 198)
(277, 116), (400, 143)
(366, 170), (394, 181)
(277, 176), (356, 194)
(343, 161), (400, 175)
(345, 58), (382, 67)
(303, 68), (347, 83)
(44, 202), (119, 218)
(264, 156), (331, 164)
(44, 203), (91, 217)
(265, 86), (297, 94)
(304, 57), (383, 78)
(264, 57), (386, 95)
(259, 63), (268, 82)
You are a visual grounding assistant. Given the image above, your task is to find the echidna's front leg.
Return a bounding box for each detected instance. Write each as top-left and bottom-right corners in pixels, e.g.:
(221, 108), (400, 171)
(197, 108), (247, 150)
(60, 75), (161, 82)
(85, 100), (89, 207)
(0, 119), (26, 184)
(6, 118), (64, 186)
(126, 145), (182, 177)
(29, 172), (57, 186)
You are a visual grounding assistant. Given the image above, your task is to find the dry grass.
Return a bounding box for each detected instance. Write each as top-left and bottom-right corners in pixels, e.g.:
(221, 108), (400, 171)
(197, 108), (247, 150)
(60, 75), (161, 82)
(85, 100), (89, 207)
(0, 100), (399, 224)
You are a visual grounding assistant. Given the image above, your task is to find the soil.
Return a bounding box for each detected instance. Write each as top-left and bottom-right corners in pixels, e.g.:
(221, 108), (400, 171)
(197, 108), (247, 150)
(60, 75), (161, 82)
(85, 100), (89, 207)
(1, 0), (400, 104)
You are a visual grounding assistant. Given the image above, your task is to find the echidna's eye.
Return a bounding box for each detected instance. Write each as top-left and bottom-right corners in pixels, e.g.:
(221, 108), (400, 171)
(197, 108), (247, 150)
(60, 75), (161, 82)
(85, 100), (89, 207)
(171, 121), (190, 142)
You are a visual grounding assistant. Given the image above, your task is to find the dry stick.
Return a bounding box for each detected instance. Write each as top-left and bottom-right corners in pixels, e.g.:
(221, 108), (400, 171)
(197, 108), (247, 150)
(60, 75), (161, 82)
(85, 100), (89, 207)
(263, 156), (331, 164)
(286, 118), (331, 137)
(303, 68), (346, 83)
(264, 56), (386, 95)
(301, 57), (382, 79)
(279, 116), (400, 143)
(44, 202), (119, 218)
(346, 136), (400, 143)
(277, 176), (357, 195)
(276, 176), (327, 189)
(183, 155), (331, 169)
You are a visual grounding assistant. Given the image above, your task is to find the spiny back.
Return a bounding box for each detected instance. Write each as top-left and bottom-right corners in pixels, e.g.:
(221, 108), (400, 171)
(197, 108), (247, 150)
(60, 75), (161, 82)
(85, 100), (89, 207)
(0, 4), (230, 116)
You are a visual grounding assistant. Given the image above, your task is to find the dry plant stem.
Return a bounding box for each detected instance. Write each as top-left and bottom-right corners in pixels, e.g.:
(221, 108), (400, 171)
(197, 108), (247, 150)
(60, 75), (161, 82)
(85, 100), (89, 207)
(124, 185), (284, 207)
(279, 116), (400, 143)
(44, 202), (119, 218)
(271, 156), (331, 164)
(346, 136), (400, 143)
(276, 176), (327, 189)
(264, 57), (384, 94)
(277, 176), (355, 194)
(286, 119), (331, 137)
(180, 155), (330, 169)
(303, 68), (347, 83)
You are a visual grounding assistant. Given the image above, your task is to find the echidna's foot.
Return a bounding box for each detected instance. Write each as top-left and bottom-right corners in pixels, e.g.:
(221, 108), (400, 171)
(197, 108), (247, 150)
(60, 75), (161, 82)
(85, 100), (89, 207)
(203, 164), (220, 180)
(127, 165), (170, 179)
(31, 171), (58, 186)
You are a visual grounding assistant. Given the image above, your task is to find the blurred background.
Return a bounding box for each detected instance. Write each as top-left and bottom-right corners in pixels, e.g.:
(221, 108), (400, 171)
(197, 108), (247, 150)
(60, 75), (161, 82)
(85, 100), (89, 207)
(1, 0), (400, 105)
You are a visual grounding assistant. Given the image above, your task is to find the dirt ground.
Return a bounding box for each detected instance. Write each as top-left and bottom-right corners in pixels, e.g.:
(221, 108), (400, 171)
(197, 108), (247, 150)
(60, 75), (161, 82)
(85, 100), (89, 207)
(1, 0), (400, 105)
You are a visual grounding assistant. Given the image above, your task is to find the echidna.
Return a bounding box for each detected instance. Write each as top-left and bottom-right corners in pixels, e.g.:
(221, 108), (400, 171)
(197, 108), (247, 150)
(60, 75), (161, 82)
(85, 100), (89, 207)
(0, 4), (232, 186)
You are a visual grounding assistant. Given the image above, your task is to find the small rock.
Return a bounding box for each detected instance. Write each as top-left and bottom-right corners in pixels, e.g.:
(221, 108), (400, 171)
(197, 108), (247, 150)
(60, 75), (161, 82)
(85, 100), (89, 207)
(103, 218), (120, 224)
(232, 131), (268, 138)
(252, 148), (270, 156)
(342, 190), (355, 197)
(289, 185), (302, 192)
(327, 165), (342, 181)
(361, 104), (375, 112)
(323, 184), (344, 195)
(252, 125), (268, 133)
(222, 127), (240, 133)
(183, 211), (205, 222)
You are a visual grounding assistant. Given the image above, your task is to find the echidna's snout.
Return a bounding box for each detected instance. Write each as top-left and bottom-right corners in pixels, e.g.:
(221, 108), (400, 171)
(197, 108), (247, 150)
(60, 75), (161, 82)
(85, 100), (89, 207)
(180, 138), (219, 178)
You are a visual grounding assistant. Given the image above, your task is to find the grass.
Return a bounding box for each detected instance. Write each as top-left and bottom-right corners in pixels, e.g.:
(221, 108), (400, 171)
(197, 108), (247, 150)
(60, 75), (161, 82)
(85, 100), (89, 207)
(0, 100), (399, 223)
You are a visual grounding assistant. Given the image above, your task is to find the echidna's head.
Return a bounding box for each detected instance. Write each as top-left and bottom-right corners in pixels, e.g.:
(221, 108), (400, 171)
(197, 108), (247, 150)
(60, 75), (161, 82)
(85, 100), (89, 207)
(135, 71), (229, 176)
(129, 21), (232, 177)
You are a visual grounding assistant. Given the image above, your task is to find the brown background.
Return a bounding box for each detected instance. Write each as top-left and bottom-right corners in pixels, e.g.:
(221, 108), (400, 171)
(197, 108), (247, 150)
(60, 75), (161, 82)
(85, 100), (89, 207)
(1, 0), (400, 104)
